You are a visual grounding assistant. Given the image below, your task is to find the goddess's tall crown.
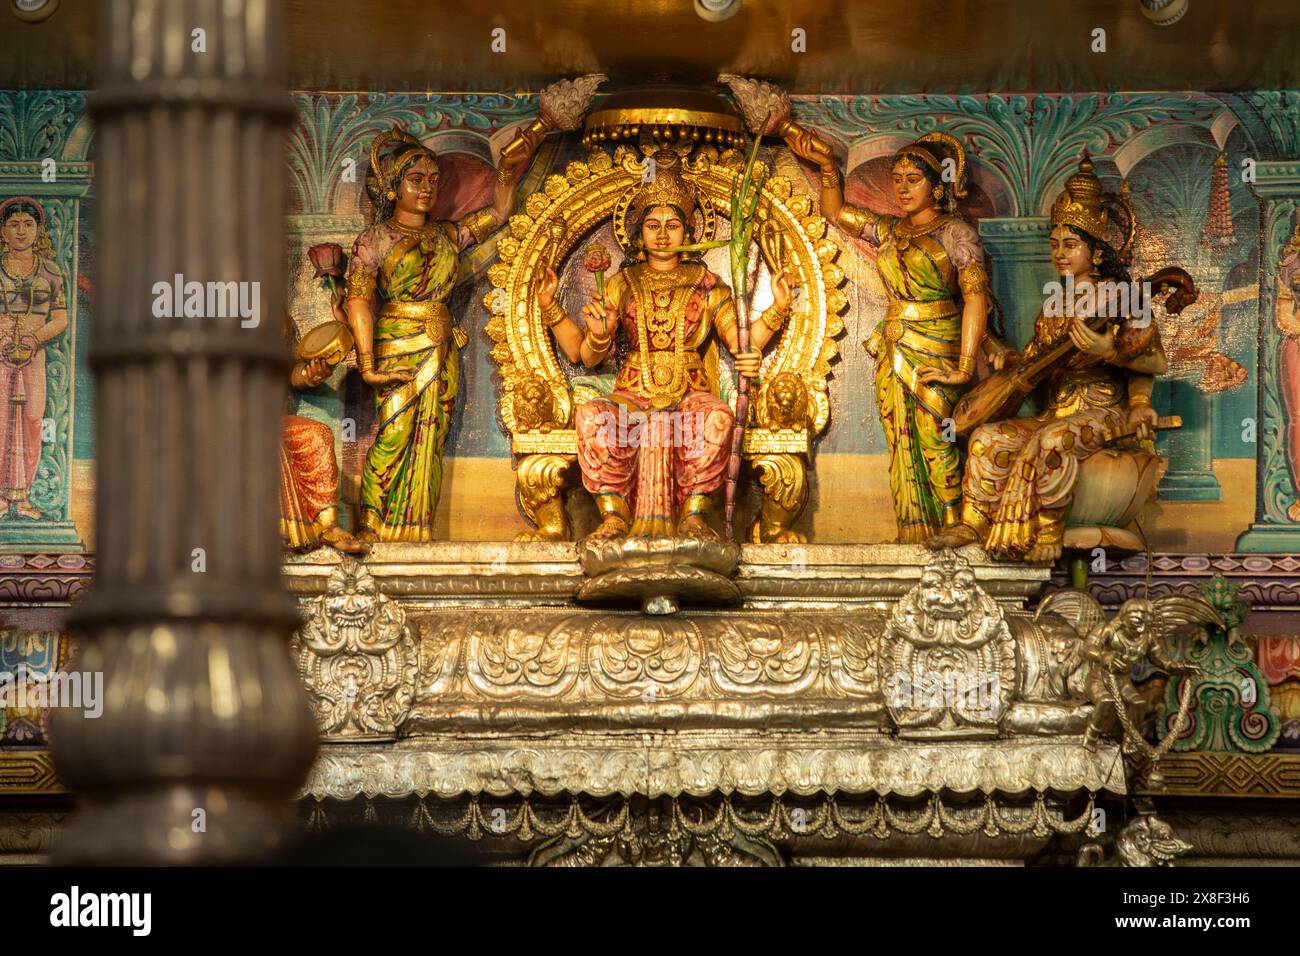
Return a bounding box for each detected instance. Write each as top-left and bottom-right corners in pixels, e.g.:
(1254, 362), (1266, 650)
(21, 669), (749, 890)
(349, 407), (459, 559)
(630, 151), (698, 221)
(1051, 153), (1136, 262)
(1051, 154), (1111, 239)
(366, 126), (438, 205)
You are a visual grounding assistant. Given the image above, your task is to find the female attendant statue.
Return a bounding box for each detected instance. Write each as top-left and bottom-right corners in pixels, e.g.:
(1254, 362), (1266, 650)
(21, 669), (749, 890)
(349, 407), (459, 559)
(344, 123), (549, 543)
(781, 125), (996, 542)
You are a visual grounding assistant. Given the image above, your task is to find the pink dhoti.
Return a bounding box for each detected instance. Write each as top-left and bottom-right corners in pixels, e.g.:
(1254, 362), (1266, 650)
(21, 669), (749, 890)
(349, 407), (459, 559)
(0, 353), (45, 505)
(575, 390), (733, 536)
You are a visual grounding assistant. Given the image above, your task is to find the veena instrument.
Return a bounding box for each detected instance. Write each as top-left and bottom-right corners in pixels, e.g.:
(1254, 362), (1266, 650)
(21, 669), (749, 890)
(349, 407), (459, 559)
(951, 266), (1197, 437)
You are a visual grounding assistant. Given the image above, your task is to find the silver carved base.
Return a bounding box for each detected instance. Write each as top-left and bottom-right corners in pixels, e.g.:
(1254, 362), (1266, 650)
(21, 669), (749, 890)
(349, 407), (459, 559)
(268, 544), (1239, 866)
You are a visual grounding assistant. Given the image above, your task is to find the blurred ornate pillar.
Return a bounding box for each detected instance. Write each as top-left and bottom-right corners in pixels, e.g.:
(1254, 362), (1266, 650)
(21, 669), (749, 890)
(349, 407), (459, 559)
(51, 0), (318, 862)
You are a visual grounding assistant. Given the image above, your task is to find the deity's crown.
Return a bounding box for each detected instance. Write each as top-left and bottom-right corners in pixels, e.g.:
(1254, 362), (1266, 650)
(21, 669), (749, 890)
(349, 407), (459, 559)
(630, 151), (698, 221)
(1051, 154), (1111, 240)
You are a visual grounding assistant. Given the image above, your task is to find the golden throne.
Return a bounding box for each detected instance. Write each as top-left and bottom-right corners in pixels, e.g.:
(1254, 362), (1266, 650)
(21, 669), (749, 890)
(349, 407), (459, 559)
(484, 94), (847, 543)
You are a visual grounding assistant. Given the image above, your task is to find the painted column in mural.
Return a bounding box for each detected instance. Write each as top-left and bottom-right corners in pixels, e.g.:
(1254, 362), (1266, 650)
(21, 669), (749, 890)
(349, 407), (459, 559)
(976, 217), (1053, 351)
(1238, 160), (1300, 551)
(1152, 153), (1241, 503)
(0, 166), (89, 550)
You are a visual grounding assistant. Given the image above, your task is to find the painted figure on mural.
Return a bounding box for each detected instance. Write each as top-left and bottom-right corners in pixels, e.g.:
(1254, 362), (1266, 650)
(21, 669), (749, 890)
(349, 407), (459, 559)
(344, 120), (550, 543)
(1276, 222), (1300, 521)
(929, 157), (1179, 561)
(0, 197), (66, 521)
(280, 247), (366, 554)
(534, 151), (795, 541)
(781, 124), (997, 542)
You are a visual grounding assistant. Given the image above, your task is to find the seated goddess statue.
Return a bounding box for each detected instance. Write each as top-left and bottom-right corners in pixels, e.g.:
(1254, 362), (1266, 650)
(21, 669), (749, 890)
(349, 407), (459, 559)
(534, 152), (794, 541)
(929, 157), (1173, 562)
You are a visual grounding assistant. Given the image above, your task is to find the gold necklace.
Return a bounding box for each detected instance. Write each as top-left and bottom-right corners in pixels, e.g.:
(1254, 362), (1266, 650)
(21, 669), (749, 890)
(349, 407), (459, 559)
(894, 214), (949, 251)
(387, 217), (436, 236)
(629, 264), (700, 410)
(0, 253), (38, 282)
(387, 216), (444, 254)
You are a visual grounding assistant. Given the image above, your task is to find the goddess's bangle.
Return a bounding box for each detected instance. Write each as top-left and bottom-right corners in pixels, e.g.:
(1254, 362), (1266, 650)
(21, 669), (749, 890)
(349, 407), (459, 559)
(584, 330), (613, 352)
(761, 304), (789, 332)
(1128, 391), (1151, 406)
(542, 302), (567, 328)
(820, 168), (840, 188)
(838, 205), (871, 236)
(357, 353), (374, 372)
(957, 355), (976, 375)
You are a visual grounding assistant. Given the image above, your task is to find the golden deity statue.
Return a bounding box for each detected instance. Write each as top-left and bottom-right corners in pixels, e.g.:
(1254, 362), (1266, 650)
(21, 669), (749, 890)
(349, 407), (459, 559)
(781, 123), (997, 542)
(929, 156), (1195, 561)
(534, 151), (795, 541)
(484, 85), (847, 555)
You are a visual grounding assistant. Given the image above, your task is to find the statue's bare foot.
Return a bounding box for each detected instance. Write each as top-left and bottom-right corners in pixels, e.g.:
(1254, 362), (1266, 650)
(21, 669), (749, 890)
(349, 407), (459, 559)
(320, 525), (370, 554)
(925, 523), (979, 551)
(14, 502), (41, 520)
(585, 516), (629, 541)
(1025, 540), (1063, 563)
(354, 528), (380, 547)
(676, 513), (719, 540)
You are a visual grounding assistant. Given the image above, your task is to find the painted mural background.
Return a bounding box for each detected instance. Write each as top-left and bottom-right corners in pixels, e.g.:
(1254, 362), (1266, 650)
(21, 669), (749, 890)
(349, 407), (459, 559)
(1, 86), (1300, 751)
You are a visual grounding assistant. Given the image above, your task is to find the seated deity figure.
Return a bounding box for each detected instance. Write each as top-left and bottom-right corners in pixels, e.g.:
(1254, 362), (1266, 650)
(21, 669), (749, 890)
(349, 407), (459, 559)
(534, 152), (794, 541)
(928, 157), (1172, 561)
(781, 125), (995, 542)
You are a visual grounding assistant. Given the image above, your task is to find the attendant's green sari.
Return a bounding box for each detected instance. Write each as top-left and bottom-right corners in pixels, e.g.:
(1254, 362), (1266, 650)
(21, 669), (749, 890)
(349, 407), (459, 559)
(350, 220), (465, 541)
(859, 213), (980, 541)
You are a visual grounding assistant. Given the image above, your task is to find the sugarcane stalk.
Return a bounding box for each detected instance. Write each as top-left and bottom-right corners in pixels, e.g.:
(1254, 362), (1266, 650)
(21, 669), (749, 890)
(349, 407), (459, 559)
(723, 115), (771, 540)
(660, 239), (730, 255)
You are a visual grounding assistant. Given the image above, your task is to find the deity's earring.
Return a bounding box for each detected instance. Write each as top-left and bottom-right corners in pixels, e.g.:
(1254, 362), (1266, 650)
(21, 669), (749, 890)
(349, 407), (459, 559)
(1091, 250), (1103, 266)
(386, 190), (397, 200)
(932, 185), (944, 201)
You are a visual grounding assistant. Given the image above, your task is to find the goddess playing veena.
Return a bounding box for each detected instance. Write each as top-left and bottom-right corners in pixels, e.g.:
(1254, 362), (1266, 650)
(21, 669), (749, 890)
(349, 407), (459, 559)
(535, 153), (794, 541)
(928, 157), (1175, 561)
